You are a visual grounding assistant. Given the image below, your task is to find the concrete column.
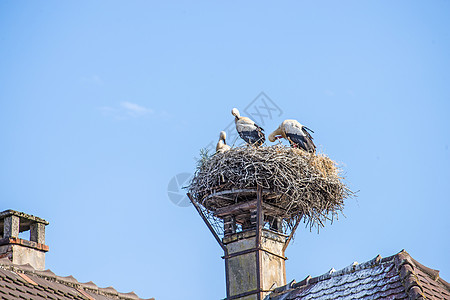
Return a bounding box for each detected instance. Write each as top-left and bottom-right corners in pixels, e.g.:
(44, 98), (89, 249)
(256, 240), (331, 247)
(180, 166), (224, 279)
(30, 222), (45, 244)
(3, 215), (19, 238)
(223, 230), (287, 300)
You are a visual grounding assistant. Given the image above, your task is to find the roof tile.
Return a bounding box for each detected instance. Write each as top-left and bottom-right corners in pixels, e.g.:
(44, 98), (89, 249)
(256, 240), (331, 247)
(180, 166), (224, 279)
(269, 250), (449, 300)
(118, 291), (140, 300)
(56, 275), (78, 285)
(0, 258), (12, 266)
(293, 275), (311, 289)
(15, 263), (35, 273)
(0, 261), (151, 300)
(35, 269), (57, 279)
(35, 290), (48, 298)
(24, 286), (38, 295)
(76, 287), (95, 300)
(85, 289), (115, 300)
(16, 273), (37, 286)
(99, 286), (119, 297)
(80, 281), (98, 292)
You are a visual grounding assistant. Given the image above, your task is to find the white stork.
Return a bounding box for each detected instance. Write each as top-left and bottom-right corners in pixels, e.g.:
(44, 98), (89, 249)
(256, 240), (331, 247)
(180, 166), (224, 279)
(231, 108), (265, 146)
(268, 119), (316, 153)
(216, 131), (231, 153)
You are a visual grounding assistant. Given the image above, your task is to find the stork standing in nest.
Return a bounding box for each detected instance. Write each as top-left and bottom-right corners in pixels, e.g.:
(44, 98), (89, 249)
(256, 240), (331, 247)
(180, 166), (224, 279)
(231, 108), (265, 147)
(269, 119), (316, 153)
(216, 131), (231, 153)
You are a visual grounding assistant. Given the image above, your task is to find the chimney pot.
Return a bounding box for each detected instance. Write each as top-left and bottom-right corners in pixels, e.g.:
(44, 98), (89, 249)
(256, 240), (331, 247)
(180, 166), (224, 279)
(0, 210), (49, 270)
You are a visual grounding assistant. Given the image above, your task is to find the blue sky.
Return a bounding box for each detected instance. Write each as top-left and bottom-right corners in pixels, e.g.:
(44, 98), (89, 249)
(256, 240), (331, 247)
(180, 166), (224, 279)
(1, 1), (449, 299)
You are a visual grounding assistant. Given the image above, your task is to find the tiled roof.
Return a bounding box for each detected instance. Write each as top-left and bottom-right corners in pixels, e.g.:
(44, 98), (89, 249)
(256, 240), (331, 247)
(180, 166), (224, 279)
(0, 258), (154, 300)
(268, 250), (450, 300)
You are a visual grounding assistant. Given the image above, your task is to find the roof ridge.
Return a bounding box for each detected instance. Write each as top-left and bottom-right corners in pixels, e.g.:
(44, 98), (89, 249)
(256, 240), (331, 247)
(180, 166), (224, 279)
(118, 291), (140, 300)
(312, 253), (390, 282)
(0, 259), (150, 299)
(269, 250), (450, 300)
(394, 249), (450, 298)
(394, 250), (426, 299)
(272, 252), (393, 296)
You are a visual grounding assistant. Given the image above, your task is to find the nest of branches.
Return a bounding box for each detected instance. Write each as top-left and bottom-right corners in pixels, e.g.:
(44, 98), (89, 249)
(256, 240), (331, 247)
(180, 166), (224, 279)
(188, 145), (354, 229)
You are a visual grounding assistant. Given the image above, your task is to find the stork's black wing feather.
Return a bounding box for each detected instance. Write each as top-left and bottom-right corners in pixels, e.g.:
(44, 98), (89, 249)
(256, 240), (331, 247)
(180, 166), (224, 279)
(286, 131), (316, 153)
(254, 123), (264, 132)
(239, 130), (265, 146)
(303, 126), (314, 134)
(301, 127), (314, 141)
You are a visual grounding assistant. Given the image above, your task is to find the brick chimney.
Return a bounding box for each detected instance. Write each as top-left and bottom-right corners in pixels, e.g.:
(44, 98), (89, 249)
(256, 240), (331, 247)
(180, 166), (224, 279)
(0, 210), (49, 270)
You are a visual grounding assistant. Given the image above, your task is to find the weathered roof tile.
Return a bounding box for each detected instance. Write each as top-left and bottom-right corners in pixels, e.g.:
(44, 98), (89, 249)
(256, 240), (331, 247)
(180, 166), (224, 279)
(0, 260), (151, 300)
(16, 263), (35, 273)
(269, 250), (449, 300)
(80, 281), (98, 292)
(35, 269), (57, 279)
(119, 291), (140, 300)
(99, 286), (119, 296)
(56, 275), (78, 285)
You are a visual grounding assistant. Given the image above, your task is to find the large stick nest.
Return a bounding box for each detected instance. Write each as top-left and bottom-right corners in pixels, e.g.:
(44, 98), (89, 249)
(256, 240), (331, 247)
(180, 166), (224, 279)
(188, 145), (354, 229)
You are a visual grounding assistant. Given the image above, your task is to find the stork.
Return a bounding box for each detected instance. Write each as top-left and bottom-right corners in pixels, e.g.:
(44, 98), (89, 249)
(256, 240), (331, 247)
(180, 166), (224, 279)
(268, 119), (316, 152)
(231, 108), (265, 146)
(216, 131), (231, 153)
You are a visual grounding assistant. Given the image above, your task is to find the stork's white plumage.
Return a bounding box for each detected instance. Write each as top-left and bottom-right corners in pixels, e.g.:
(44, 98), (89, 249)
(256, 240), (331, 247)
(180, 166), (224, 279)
(216, 131), (231, 153)
(231, 108), (265, 146)
(268, 119), (316, 152)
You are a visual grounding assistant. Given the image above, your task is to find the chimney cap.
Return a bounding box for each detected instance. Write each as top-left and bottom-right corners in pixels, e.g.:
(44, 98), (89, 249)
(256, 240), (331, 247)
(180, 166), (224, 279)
(0, 210), (49, 235)
(0, 210), (49, 224)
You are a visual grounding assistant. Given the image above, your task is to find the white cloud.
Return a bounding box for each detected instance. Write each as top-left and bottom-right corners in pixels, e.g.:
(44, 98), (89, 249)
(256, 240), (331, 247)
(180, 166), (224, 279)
(99, 102), (153, 120)
(120, 101), (153, 117)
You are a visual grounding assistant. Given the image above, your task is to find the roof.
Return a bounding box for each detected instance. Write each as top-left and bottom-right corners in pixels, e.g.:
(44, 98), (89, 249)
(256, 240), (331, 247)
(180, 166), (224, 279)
(0, 258), (154, 300)
(268, 250), (450, 300)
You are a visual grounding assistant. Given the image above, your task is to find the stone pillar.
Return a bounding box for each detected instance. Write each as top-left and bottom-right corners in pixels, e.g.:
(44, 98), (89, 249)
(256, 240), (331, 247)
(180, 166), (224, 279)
(30, 222), (45, 244)
(223, 229), (287, 300)
(3, 215), (19, 238)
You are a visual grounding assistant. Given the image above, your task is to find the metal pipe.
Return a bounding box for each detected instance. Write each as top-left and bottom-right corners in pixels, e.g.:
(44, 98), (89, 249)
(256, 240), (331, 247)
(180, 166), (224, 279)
(282, 214), (302, 253)
(256, 186), (263, 300)
(187, 193), (226, 252)
(222, 246), (287, 261)
(188, 193), (230, 297)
